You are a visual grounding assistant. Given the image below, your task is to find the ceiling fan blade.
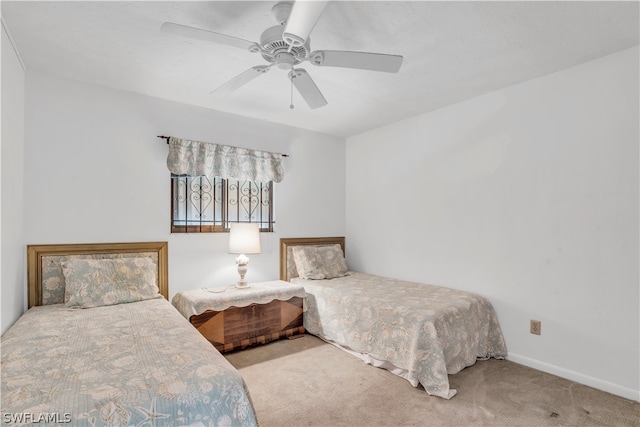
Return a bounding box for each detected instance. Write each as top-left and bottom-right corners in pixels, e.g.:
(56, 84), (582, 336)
(282, 1), (328, 49)
(211, 65), (272, 96)
(161, 22), (259, 53)
(309, 50), (403, 73)
(289, 68), (327, 109)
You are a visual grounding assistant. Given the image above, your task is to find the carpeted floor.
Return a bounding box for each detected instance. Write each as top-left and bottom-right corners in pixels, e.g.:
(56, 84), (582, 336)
(225, 334), (639, 427)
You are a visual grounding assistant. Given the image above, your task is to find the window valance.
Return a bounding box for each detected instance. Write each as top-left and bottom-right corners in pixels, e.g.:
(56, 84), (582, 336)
(166, 137), (285, 183)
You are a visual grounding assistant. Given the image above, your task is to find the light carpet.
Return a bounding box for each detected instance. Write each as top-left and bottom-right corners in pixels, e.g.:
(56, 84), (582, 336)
(225, 334), (639, 427)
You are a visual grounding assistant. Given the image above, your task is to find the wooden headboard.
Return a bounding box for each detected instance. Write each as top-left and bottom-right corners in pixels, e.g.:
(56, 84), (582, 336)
(279, 237), (345, 281)
(27, 241), (169, 308)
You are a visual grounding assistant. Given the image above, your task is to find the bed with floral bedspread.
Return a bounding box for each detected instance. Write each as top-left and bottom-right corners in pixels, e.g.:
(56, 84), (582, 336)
(280, 238), (507, 400)
(1, 298), (257, 427)
(1, 242), (257, 426)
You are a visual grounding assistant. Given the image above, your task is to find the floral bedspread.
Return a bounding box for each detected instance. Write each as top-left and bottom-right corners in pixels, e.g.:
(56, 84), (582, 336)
(1, 299), (258, 426)
(296, 272), (507, 399)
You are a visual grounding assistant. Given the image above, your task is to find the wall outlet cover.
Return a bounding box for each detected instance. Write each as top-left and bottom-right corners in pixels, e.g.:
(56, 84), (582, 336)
(530, 320), (541, 335)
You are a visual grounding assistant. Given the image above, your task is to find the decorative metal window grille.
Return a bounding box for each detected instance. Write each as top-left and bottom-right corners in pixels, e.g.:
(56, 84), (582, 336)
(171, 175), (274, 233)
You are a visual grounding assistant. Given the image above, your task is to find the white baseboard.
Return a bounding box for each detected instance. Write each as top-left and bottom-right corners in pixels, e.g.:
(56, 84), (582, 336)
(507, 353), (639, 402)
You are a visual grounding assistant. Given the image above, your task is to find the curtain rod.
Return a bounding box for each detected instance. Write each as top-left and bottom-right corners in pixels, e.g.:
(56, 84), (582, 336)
(157, 135), (289, 157)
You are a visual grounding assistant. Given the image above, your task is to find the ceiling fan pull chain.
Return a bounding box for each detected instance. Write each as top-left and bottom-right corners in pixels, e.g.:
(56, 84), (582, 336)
(289, 73), (295, 110)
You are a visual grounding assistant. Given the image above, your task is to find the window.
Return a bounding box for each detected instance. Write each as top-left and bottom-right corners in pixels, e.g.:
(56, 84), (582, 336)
(171, 175), (273, 233)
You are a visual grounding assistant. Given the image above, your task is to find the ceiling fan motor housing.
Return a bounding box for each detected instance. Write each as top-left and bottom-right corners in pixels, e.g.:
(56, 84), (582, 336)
(259, 25), (310, 67)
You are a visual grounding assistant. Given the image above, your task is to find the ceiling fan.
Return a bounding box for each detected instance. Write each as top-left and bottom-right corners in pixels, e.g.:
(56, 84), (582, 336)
(161, 1), (403, 109)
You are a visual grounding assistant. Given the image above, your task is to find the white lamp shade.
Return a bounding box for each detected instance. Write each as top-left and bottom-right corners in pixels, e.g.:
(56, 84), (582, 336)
(228, 223), (261, 254)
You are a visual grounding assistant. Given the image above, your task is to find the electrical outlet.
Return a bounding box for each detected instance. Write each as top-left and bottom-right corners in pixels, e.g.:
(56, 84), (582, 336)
(530, 320), (541, 335)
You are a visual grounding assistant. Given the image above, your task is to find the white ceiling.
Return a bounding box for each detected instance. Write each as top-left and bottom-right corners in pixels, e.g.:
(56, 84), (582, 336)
(2, 1), (638, 138)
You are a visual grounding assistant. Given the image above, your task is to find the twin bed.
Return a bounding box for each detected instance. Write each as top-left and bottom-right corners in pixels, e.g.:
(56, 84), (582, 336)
(280, 237), (507, 400)
(1, 242), (257, 426)
(2, 236), (507, 424)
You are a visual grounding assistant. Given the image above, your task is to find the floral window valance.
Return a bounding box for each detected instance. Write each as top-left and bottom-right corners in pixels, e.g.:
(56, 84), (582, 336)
(166, 137), (285, 183)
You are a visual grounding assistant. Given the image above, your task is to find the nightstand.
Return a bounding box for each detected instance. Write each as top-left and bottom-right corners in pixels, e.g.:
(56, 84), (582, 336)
(172, 280), (306, 353)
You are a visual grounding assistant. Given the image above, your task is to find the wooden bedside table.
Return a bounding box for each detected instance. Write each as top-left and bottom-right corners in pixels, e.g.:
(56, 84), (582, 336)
(172, 280), (306, 353)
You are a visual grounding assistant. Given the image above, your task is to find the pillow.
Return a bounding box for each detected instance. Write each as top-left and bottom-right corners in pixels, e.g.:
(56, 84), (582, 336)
(61, 257), (161, 308)
(292, 244), (348, 280)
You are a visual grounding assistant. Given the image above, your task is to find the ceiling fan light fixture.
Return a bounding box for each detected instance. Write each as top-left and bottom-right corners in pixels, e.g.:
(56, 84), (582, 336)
(275, 52), (295, 70)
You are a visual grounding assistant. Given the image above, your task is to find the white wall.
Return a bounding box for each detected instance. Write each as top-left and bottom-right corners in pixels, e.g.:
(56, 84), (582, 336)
(1, 19), (26, 334)
(23, 71), (345, 299)
(346, 47), (639, 400)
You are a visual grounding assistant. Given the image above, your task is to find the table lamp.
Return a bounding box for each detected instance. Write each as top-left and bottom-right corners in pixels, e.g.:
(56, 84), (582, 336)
(228, 223), (261, 289)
